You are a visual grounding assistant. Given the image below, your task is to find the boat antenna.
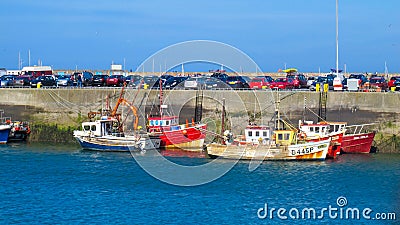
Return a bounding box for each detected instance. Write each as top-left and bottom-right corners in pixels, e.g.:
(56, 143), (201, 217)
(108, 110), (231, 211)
(159, 78), (163, 117)
(336, 0), (339, 78)
(275, 92), (281, 130)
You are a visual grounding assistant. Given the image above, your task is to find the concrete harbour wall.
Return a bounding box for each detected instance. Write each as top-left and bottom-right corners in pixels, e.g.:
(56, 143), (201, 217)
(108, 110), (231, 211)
(0, 88), (399, 152)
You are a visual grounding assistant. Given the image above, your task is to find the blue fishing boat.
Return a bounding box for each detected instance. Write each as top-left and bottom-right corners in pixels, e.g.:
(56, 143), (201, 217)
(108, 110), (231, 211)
(73, 117), (161, 152)
(0, 124), (11, 144)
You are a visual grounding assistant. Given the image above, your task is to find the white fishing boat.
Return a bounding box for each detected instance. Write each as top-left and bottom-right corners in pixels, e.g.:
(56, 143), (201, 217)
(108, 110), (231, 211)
(74, 117), (160, 152)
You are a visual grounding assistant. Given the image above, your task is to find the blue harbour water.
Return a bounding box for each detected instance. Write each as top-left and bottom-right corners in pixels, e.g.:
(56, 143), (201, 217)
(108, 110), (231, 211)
(0, 143), (399, 224)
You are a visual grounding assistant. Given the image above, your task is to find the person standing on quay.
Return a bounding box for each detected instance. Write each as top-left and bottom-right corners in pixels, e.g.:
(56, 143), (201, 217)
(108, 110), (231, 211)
(77, 73), (82, 87)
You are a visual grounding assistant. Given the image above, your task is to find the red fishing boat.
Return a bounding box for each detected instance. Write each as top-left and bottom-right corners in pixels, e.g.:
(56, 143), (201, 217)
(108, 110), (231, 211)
(328, 122), (375, 154)
(146, 79), (207, 150)
(147, 116), (206, 150)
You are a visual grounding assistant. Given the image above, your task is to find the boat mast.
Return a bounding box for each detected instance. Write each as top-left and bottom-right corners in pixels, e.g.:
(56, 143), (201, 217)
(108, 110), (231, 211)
(221, 98), (225, 140)
(159, 78), (163, 117)
(275, 92), (281, 130)
(336, 0), (339, 78)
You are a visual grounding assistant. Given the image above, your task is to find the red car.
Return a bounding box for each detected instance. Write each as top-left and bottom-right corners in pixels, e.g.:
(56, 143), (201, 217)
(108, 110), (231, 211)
(369, 76), (388, 91)
(270, 78), (295, 90)
(286, 74), (307, 88)
(249, 76), (274, 89)
(106, 75), (126, 87)
(388, 76), (400, 89)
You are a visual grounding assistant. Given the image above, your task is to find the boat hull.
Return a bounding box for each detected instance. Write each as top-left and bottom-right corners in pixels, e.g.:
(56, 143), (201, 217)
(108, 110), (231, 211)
(75, 135), (161, 152)
(8, 130), (29, 142)
(0, 125), (11, 144)
(206, 139), (330, 161)
(8, 122), (30, 142)
(159, 125), (206, 150)
(341, 132), (375, 154)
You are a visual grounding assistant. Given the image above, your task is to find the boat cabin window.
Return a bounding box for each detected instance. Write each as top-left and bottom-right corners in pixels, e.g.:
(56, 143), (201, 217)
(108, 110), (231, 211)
(255, 131), (259, 136)
(83, 125), (90, 131)
(91, 125), (96, 131)
(315, 127), (320, 133)
(248, 131), (252, 137)
(310, 127), (314, 132)
(166, 120), (170, 126)
(263, 131), (267, 137)
(277, 133), (290, 140)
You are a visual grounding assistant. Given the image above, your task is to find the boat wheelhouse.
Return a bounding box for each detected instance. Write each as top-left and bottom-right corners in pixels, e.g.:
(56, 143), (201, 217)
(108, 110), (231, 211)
(244, 125), (271, 145)
(147, 116), (181, 132)
(299, 121), (344, 159)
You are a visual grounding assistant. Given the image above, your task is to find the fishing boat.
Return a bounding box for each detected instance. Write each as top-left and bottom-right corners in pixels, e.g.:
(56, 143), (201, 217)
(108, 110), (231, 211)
(328, 122), (375, 154)
(8, 121), (31, 142)
(206, 96), (331, 161)
(147, 116), (207, 150)
(73, 84), (161, 152)
(146, 81), (207, 150)
(74, 116), (160, 152)
(0, 124), (11, 144)
(206, 126), (331, 161)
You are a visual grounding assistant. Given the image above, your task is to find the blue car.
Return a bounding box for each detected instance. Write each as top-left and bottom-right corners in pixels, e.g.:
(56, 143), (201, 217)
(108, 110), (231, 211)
(0, 75), (15, 87)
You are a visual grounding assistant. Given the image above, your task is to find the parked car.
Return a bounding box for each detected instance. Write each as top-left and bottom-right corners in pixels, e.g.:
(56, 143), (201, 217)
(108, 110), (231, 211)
(106, 75), (126, 87)
(393, 79), (400, 91)
(151, 74), (175, 89)
(369, 76), (388, 91)
(164, 76), (189, 90)
(205, 77), (229, 90)
(184, 76), (208, 90)
(269, 78), (295, 90)
(309, 76), (334, 91)
(286, 73), (307, 88)
(12, 75), (32, 87)
(138, 75), (159, 89)
(348, 74), (368, 86)
(56, 75), (74, 87)
(0, 75), (15, 87)
(226, 76), (250, 89)
(248, 76), (274, 89)
(307, 76), (317, 87)
(388, 76), (400, 89)
(210, 72), (229, 83)
(125, 75), (142, 85)
(72, 71), (94, 86)
(91, 75), (109, 86)
(30, 75), (56, 88)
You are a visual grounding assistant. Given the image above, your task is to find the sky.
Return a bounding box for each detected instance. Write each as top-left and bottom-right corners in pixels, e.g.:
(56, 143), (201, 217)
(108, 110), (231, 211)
(1, 0), (399, 73)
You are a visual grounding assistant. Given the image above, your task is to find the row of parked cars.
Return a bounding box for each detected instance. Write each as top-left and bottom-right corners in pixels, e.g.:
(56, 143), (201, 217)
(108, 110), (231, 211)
(1, 71), (399, 92)
(307, 73), (400, 91)
(0, 71), (135, 88)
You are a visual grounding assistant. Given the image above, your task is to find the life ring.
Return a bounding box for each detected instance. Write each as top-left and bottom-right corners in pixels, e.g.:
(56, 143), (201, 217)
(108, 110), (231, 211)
(298, 132), (307, 140)
(262, 139), (268, 145)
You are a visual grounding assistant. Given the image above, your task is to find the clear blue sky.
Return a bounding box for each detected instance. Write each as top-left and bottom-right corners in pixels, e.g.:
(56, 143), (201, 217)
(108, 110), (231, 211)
(1, 0), (399, 72)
